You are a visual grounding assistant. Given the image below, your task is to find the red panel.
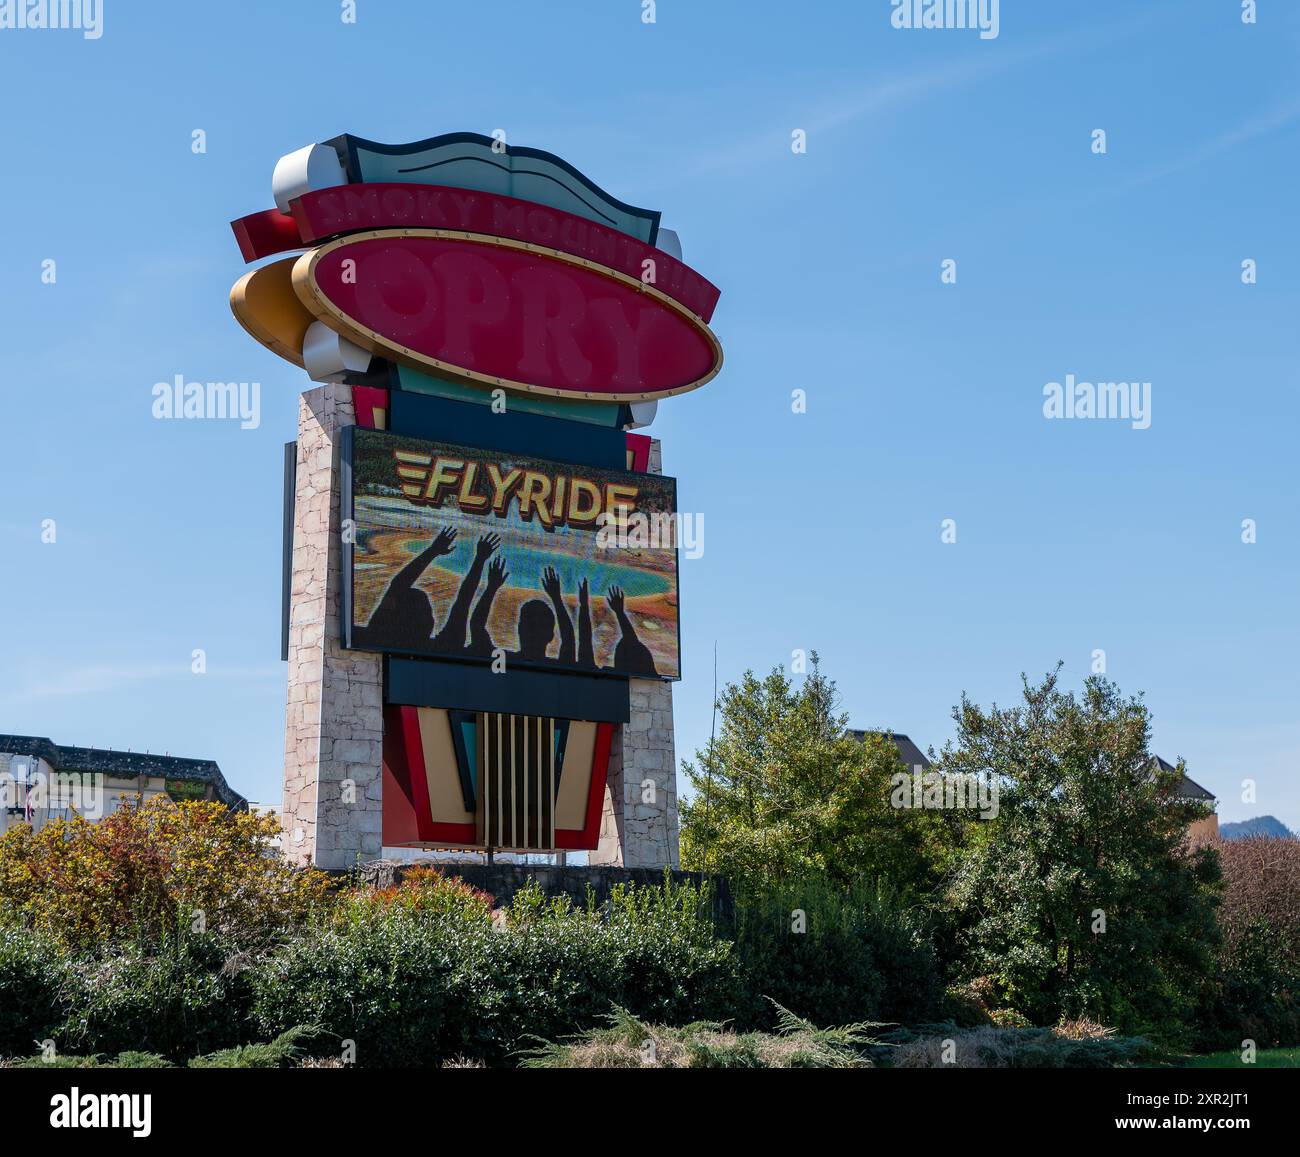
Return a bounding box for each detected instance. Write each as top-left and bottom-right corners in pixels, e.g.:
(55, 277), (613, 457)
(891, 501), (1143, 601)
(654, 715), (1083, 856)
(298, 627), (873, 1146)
(291, 183), (720, 323)
(390, 707), (614, 851)
(351, 385), (389, 430)
(399, 705), (437, 842)
(303, 233), (719, 402)
(555, 721), (614, 851)
(381, 704), (421, 846)
(427, 821), (477, 844)
(230, 208), (307, 263)
(625, 433), (651, 473)
(382, 704), (478, 848)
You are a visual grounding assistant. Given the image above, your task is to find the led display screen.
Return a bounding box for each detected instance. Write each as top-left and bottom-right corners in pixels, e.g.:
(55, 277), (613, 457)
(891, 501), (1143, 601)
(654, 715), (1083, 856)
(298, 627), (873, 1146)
(346, 428), (679, 680)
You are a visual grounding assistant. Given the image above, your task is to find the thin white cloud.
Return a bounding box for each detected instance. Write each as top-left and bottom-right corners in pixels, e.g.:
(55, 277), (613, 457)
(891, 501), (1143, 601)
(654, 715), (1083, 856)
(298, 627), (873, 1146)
(656, 10), (1163, 188)
(681, 54), (1009, 180)
(1114, 94), (1300, 192)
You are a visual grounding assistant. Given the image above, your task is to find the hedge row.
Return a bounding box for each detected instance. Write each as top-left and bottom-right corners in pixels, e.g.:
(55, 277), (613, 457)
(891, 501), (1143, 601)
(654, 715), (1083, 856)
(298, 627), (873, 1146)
(0, 875), (941, 1066)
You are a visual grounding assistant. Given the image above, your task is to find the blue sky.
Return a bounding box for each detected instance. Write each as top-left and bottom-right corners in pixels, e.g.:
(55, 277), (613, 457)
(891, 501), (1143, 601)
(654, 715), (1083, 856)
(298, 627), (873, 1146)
(1, 0), (1297, 831)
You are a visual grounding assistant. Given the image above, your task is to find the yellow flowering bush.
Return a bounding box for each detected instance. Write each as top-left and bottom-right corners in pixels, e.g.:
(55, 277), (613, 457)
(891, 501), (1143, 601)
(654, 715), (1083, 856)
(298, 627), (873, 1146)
(0, 797), (331, 953)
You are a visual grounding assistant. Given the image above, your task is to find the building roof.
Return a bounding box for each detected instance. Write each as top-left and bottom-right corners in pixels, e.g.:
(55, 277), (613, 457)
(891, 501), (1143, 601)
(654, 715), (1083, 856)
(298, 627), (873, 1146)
(850, 730), (932, 771)
(0, 734), (247, 811)
(1152, 755), (1215, 802)
(845, 738), (1214, 801)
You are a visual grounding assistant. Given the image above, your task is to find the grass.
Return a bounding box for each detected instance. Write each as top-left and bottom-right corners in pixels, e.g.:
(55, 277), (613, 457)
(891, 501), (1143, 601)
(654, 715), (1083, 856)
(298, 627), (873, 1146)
(1181, 1048), (1300, 1069)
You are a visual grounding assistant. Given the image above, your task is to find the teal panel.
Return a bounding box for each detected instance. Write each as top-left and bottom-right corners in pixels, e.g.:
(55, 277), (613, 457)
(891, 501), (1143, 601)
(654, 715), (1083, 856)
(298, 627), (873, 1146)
(358, 148), (511, 196)
(341, 133), (659, 243)
(395, 367), (623, 428)
(460, 720), (477, 779)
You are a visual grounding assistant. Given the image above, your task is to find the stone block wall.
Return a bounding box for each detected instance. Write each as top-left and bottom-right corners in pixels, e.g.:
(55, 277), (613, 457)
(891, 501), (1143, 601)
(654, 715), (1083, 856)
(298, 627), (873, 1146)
(281, 383), (384, 869)
(356, 861), (726, 916)
(589, 438), (680, 868)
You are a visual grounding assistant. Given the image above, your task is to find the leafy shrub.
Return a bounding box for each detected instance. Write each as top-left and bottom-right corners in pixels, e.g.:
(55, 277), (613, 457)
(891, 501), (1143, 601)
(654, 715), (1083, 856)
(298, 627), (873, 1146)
(727, 877), (943, 1030)
(250, 906), (467, 1067)
(990, 1008), (1032, 1028)
(0, 798), (330, 954)
(334, 865), (494, 925)
(252, 877), (742, 1067)
(0, 927), (68, 1057)
(61, 937), (256, 1060)
(1196, 836), (1300, 1049)
(454, 880), (740, 1061)
(594, 877), (741, 1022)
(1197, 920), (1300, 1049)
(940, 980), (995, 1027)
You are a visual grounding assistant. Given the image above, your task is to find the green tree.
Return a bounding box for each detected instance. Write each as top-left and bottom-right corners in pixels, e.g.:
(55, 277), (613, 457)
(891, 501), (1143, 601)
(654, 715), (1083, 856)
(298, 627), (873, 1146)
(942, 666), (1221, 1038)
(680, 656), (948, 893)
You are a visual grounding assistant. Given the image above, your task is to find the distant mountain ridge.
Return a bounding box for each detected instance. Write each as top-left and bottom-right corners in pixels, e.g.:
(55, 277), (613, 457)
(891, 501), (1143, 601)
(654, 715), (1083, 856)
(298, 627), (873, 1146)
(1220, 816), (1295, 840)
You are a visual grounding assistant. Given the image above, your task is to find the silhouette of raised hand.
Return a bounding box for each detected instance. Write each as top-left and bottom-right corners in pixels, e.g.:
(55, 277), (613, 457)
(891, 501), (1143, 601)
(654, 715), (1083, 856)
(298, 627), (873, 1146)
(542, 566), (563, 602)
(544, 566), (575, 663)
(606, 586), (625, 616)
(470, 558), (508, 656)
(432, 531), (500, 651)
(605, 585), (656, 676)
(577, 577), (595, 667)
(365, 529), (454, 645)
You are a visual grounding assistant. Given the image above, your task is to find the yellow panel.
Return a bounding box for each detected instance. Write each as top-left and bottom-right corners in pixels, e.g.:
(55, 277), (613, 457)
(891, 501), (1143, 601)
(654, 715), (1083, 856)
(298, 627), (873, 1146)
(555, 721), (596, 831)
(229, 256), (314, 368)
(417, 708), (474, 826)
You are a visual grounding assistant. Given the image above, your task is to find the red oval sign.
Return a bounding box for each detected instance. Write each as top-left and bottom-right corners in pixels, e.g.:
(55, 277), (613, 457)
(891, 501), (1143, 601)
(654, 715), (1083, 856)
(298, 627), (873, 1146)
(292, 229), (723, 402)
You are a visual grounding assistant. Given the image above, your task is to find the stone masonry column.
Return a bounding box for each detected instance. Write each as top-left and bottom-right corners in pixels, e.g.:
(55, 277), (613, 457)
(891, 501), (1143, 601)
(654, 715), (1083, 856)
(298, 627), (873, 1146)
(281, 383), (384, 868)
(589, 439), (680, 868)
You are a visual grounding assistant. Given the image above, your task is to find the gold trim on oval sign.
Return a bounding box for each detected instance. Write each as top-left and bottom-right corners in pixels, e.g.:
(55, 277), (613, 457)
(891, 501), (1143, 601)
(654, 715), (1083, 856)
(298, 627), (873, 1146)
(230, 256), (317, 368)
(290, 228), (724, 403)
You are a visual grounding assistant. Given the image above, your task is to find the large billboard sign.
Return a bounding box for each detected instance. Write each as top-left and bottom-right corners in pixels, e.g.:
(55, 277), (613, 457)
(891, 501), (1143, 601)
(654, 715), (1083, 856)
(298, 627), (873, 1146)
(346, 428), (680, 679)
(230, 131), (720, 861)
(229, 133), (724, 405)
(293, 229), (721, 402)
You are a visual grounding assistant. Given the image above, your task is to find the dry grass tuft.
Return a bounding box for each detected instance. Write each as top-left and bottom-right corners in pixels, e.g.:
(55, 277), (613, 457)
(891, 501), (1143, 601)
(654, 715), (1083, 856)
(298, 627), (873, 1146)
(520, 1003), (888, 1069)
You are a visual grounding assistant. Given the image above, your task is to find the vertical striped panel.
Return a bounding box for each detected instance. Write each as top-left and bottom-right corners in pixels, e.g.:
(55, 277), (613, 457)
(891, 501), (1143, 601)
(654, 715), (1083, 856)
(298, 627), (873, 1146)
(481, 712), (562, 851)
